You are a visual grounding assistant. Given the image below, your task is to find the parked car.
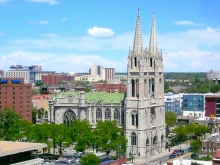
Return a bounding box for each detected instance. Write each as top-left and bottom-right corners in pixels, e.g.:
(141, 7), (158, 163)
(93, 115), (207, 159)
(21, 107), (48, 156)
(169, 154), (177, 159)
(177, 149), (184, 155)
(191, 153), (198, 159)
(172, 150), (179, 154)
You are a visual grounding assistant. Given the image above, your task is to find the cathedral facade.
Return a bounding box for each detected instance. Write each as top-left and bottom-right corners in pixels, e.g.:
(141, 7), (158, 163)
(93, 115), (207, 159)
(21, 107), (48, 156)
(48, 8), (166, 157)
(125, 9), (166, 157)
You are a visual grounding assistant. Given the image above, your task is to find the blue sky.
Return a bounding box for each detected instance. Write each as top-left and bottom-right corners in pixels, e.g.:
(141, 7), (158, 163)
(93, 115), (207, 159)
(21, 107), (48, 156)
(0, 0), (220, 73)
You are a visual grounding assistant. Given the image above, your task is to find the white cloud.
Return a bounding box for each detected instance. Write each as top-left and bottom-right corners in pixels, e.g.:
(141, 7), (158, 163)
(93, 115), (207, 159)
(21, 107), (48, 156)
(87, 27), (114, 37)
(29, 20), (49, 25)
(26, 0), (58, 5)
(61, 17), (67, 22)
(174, 21), (202, 26)
(0, 51), (121, 73)
(2, 26), (220, 72)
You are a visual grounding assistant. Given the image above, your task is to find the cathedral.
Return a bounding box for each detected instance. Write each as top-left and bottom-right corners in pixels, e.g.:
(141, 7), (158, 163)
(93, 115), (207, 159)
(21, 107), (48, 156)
(48, 8), (166, 157)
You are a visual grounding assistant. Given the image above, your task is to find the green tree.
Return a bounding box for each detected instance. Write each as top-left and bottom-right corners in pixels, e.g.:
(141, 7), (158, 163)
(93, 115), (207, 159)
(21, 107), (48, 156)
(190, 139), (201, 153)
(172, 125), (187, 143)
(194, 124), (209, 138)
(7, 119), (32, 141)
(84, 87), (91, 93)
(185, 122), (196, 141)
(0, 108), (21, 140)
(32, 106), (38, 124)
(165, 111), (177, 127)
(69, 119), (93, 152)
(80, 153), (100, 165)
(94, 121), (127, 156)
(52, 123), (71, 155)
(35, 82), (44, 86)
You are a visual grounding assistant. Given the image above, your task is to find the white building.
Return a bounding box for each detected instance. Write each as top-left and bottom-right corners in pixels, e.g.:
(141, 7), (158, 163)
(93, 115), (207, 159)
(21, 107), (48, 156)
(124, 9), (166, 157)
(4, 65), (55, 84)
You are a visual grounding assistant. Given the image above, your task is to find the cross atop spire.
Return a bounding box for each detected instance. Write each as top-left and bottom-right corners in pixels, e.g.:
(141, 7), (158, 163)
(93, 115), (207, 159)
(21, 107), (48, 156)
(149, 11), (158, 55)
(132, 7), (143, 55)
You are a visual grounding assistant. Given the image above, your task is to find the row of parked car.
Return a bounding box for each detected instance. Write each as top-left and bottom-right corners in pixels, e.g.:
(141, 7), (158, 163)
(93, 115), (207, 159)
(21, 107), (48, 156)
(168, 149), (185, 159)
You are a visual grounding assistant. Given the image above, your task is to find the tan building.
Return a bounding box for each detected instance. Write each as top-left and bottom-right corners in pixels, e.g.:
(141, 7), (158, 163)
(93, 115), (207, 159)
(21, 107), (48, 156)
(32, 94), (50, 111)
(0, 141), (47, 165)
(0, 78), (32, 122)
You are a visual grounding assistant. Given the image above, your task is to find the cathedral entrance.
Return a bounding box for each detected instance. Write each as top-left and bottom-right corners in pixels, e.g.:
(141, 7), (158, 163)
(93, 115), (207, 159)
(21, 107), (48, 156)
(63, 109), (76, 126)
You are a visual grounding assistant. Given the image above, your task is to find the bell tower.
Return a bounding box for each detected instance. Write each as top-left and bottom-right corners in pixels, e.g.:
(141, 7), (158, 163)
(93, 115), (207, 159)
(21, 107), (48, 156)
(125, 9), (166, 157)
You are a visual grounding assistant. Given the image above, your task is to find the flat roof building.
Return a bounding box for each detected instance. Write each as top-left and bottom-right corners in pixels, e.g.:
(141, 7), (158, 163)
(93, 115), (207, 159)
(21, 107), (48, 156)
(0, 141), (47, 165)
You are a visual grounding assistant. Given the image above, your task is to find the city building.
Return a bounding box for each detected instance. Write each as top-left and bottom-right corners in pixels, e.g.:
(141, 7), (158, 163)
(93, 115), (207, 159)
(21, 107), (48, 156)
(48, 91), (125, 127)
(41, 73), (75, 86)
(0, 141), (47, 165)
(182, 94), (205, 117)
(32, 94), (50, 111)
(0, 78), (32, 122)
(74, 74), (104, 82)
(164, 93), (182, 115)
(205, 94), (220, 117)
(89, 65), (102, 77)
(88, 65), (115, 81)
(125, 9), (166, 157)
(200, 133), (220, 157)
(4, 65), (55, 84)
(48, 8), (166, 157)
(103, 68), (115, 80)
(207, 70), (220, 84)
(94, 82), (126, 93)
(0, 70), (4, 78)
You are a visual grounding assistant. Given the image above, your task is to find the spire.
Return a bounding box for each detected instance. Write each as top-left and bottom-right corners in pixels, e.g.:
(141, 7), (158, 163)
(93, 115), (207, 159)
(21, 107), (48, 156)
(133, 7), (143, 55)
(149, 11), (158, 55)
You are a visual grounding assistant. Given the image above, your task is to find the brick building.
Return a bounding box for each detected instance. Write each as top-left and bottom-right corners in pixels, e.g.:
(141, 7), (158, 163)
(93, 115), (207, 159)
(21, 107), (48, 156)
(0, 78), (32, 122)
(200, 133), (220, 157)
(41, 74), (74, 85)
(94, 83), (126, 93)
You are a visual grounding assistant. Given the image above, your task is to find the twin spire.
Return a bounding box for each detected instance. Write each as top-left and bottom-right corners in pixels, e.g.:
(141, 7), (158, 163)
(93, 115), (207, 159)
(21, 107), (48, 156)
(132, 8), (158, 55)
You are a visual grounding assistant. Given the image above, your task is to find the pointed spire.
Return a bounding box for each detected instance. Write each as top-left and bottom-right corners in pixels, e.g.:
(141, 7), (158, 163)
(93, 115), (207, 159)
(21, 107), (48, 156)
(133, 7), (143, 55)
(149, 11), (158, 55)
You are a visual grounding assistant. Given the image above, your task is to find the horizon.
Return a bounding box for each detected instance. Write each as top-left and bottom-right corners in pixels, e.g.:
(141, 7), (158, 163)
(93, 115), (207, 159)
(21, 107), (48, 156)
(0, 0), (220, 73)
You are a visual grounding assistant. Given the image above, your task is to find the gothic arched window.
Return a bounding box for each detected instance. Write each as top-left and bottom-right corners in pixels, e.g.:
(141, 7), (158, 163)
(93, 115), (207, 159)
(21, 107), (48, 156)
(114, 109), (120, 123)
(131, 132), (137, 145)
(134, 57), (137, 68)
(96, 108), (102, 122)
(132, 114), (135, 126)
(105, 108), (111, 120)
(63, 109), (76, 126)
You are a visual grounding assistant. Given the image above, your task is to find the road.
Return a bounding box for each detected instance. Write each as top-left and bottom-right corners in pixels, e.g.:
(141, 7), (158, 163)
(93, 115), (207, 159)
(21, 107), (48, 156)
(142, 146), (191, 165)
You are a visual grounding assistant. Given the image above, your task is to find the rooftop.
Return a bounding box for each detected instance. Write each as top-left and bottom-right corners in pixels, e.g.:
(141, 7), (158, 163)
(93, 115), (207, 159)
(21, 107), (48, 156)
(0, 141), (47, 157)
(51, 91), (125, 103)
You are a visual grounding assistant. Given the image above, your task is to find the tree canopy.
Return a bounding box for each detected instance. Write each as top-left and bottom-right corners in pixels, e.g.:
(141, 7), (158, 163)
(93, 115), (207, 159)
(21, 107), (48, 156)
(165, 111), (177, 127)
(80, 153), (100, 165)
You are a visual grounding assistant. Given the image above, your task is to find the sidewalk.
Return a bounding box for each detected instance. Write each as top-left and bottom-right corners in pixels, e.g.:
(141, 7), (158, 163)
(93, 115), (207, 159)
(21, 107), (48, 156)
(130, 142), (190, 165)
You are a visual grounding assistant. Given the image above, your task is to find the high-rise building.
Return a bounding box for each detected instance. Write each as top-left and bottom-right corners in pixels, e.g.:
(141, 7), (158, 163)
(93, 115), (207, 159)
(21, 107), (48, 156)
(125, 9), (166, 156)
(0, 78), (32, 122)
(103, 68), (115, 80)
(4, 65), (55, 84)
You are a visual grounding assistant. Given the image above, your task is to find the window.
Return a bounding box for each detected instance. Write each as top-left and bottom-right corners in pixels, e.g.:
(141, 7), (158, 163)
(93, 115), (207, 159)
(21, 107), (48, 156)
(114, 109), (120, 123)
(150, 58), (152, 67)
(131, 112), (138, 126)
(131, 132), (137, 145)
(96, 108), (102, 122)
(132, 114), (135, 126)
(105, 109), (111, 120)
(63, 109), (76, 126)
